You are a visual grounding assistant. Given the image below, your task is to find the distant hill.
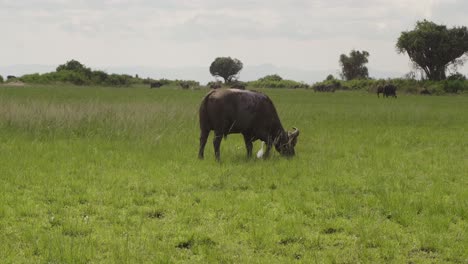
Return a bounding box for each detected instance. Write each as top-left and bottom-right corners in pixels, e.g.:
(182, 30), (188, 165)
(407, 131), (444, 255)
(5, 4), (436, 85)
(1, 64), (405, 84)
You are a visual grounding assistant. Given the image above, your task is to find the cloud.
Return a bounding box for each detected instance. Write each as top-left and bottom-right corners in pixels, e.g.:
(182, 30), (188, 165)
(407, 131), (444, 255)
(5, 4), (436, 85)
(1, 0), (462, 41)
(1, 0), (467, 74)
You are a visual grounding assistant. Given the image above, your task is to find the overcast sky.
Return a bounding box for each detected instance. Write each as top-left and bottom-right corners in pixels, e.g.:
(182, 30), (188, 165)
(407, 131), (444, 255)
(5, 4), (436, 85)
(1, 0), (467, 78)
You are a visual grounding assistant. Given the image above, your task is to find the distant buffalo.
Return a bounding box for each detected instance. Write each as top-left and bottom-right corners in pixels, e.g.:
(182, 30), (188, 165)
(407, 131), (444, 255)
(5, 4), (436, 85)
(313, 84), (336, 92)
(179, 82), (190, 89)
(198, 89), (300, 161)
(420, 88), (431, 95)
(150, 81), (163, 88)
(377, 84), (397, 98)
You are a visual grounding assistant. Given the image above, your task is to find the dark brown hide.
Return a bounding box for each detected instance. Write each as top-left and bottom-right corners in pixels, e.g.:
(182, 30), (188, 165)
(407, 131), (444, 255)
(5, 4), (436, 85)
(198, 89), (299, 160)
(377, 84), (397, 98)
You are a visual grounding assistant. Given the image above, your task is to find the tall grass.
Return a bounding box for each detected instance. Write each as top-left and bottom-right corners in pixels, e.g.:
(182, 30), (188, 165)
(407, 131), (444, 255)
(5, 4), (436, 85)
(0, 86), (467, 263)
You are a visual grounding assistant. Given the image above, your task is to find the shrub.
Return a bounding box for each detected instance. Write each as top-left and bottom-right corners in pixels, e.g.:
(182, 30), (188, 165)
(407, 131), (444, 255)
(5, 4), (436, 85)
(312, 79), (342, 92)
(248, 75), (309, 89)
(173, 80), (200, 89)
(230, 80), (246, 89)
(0, 75), (3, 83)
(447, 73), (466, 81)
(443, 80), (466, 93)
(207, 81), (223, 89)
(259, 74), (283, 82)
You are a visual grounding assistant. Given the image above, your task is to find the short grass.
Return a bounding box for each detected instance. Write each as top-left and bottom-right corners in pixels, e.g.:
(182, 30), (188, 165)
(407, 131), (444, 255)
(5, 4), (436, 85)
(0, 85), (467, 263)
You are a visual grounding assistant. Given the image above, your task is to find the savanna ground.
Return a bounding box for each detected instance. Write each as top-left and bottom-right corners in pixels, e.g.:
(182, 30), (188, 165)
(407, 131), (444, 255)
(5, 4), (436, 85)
(0, 85), (467, 263)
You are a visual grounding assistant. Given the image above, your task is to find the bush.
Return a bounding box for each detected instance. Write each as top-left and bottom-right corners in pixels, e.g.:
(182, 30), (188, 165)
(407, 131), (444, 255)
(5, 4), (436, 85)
(230, 80), (246, 89)
(177, 80), (200, 89)
(105, 74), (132, 86)
(248, 75), (309, 89)
(447, 72), (466, 81)
(259, 74), (283, 82)
(16, 60), (141, 87)
(207, 81), (223, 89)
(0, 75), (3, 83)
(443, 80), (467, 93)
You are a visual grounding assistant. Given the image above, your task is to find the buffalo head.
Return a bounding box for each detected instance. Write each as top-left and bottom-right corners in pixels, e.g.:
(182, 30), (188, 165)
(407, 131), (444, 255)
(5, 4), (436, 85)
(275, 127), (300, 157)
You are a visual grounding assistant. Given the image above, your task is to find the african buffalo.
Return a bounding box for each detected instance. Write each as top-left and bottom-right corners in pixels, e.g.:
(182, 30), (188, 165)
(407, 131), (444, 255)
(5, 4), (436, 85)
(313, 84), (336, 92)
(180, 83), (189, 89)
(377, 84), (397, 98)
(150, 81), (163, 88)
(420, 88), (431, 95)
(198, 89), (300, 161)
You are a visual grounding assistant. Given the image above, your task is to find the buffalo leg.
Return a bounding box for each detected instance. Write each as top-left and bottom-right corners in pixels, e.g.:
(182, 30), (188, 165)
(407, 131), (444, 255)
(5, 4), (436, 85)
(213, 132), (223, 161)
(198, 129), (210, 159)
(242, 133), (253, 158)
(263, 138), (273, 158)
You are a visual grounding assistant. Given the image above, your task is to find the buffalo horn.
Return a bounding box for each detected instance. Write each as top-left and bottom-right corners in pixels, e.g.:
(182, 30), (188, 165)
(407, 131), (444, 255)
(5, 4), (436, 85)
(290, 127), (299, 137)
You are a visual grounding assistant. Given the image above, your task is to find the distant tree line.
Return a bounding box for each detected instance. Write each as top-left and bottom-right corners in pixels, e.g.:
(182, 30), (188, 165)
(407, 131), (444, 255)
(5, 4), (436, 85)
(337, 20), (468, 82)
(12, 60), (200, 88)
(3, 19), (468, 94)
(18, 60), (137, 86)
(311, 76), (468, 95)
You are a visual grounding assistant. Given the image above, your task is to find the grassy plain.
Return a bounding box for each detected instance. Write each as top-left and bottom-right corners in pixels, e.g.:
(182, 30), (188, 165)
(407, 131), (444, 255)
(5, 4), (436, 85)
(0, 85), (467, 263)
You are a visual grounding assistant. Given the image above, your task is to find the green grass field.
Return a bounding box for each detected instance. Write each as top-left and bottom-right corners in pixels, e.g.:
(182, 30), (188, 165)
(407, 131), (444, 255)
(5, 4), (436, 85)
(0, 85), (467, 263)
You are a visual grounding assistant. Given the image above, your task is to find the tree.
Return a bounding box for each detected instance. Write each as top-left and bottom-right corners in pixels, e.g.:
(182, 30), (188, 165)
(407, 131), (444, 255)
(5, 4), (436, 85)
(339, 50), (369, 80)
(396, 20), (468, 81)
(209, 57), (243, 83)
(0, 74), (3, 83)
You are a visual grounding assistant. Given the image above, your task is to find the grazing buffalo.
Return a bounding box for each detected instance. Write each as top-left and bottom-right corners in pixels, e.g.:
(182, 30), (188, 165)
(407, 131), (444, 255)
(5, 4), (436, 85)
(150, 81), (163, 88)
(420, 88), (431, 95)
(377, 84), (397, 98)
(179, 82), (190, 89)
(313, 84), (336, 92)
(198, 89), (300, 161)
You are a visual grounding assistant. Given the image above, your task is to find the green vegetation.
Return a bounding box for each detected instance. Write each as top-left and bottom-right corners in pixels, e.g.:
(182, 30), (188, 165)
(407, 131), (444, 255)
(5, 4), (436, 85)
(339, 50), (370, 80)
(312, 78), (468, 95)
(15, 60), (199, 88)
(19, 60), (137, 86)
(248, 74), (309, 89)
(209, 57), (243, 83)
(397, 20), (468, 81)
(0, 85), (467, 263)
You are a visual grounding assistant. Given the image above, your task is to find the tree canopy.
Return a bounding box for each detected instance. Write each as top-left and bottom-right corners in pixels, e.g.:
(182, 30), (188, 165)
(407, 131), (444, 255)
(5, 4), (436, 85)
(396, 20), (468, 81)
(209, 57), (243, 83)
(339, 50), (370, 80)
(56, 59), (91, 73)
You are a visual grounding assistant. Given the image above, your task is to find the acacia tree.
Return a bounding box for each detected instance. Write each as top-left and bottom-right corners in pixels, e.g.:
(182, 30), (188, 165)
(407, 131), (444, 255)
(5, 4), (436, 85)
(396, 20), (468, 81)
(209, 57), (243, 83)
(339, 50), (369, 80)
